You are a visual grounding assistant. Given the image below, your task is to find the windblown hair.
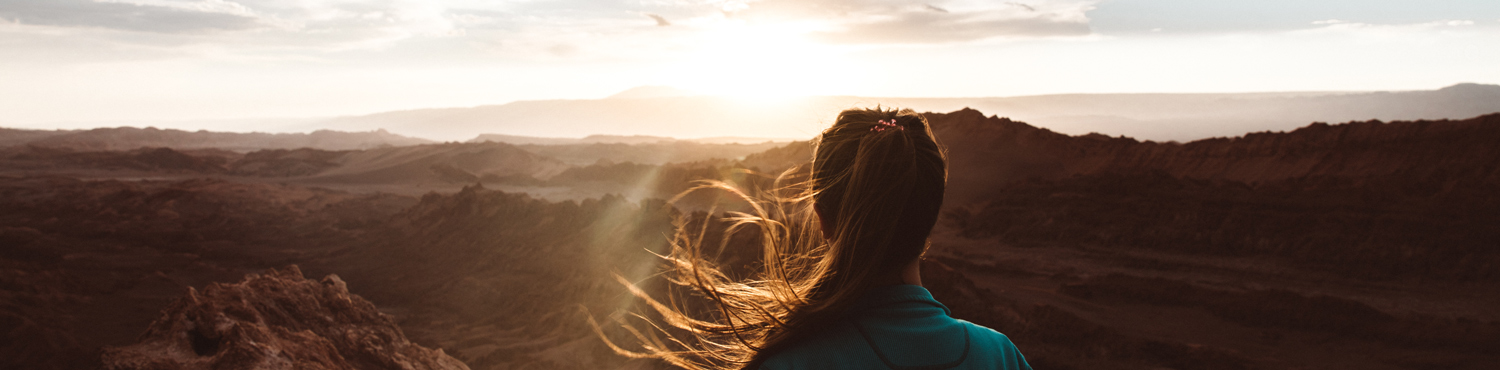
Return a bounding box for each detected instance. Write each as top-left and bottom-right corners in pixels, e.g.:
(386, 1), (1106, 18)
(595, 107), (947, 369)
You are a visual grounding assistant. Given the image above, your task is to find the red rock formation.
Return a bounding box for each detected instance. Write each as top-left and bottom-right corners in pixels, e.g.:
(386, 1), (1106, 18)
(926, 108), (1500, 203)
(924, 110), (1500, 281)
(0, 146), (231, 174)
(100, 265), (468, 370)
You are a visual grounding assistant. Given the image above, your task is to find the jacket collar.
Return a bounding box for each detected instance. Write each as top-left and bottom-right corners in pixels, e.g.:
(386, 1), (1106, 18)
(856, 284), (952, 316)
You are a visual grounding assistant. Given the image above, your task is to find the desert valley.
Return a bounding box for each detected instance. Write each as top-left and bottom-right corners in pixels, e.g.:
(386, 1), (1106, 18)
(3, 85), (1499, 370)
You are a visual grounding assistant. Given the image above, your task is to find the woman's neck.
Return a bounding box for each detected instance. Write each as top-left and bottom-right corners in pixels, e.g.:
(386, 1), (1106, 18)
(901, 258), (923, 286)
(877, 258), (923, 286)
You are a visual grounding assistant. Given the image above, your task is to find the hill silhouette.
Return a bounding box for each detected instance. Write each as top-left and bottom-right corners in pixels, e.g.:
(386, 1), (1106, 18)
(466, 135), (791, 166)
(0, 128), (72, 147)
(0, 127), (433, 152)
(469, 133), (788, 146)
(604, 85), (700, 99)
(315, 84), (1500, 141)
(0, 134), (798, 199)
(929, 108), (1500, 202)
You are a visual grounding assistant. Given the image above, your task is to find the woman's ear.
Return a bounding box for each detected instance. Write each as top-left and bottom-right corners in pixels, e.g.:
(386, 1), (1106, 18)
(814, 206), (833, 240)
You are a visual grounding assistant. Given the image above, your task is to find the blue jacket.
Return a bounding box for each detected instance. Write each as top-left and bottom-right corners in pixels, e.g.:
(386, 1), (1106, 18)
(761, 285), (1031, 370)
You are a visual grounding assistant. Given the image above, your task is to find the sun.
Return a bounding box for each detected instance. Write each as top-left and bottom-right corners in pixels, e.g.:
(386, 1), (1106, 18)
(663, 19), (856, 101)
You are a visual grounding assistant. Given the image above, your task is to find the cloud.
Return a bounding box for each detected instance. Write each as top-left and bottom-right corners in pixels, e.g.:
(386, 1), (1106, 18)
(806, 5), (1091, 44)
(1303, 18), (1484, 33)
(1087, 0), (1500, 34)
(646, 13), (670, 26)
(0, 0), (486, 55)
(0, 0), (259, 33)
(0, 0), (1100, 66)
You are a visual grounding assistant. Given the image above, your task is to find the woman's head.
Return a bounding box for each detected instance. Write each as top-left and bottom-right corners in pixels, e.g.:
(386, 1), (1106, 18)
(807, 108), (947, 297)
(596, 107), (947, 370)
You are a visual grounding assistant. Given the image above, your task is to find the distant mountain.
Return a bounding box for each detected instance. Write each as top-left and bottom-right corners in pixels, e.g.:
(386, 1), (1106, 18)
(315, 83), (1500, 142)
(295, 142), (569, 185)
(468, 134), (794, 165)
(507, 141), (787, 166)
(936, 83), (1500, 142)
(928, 108), (1500, 204)
(605, 85), (700, 99)
(0, 126), (434, 152)
(314, 95), (842, 141)
(469, 133), (787, 145)
(470, 134), (677, 145)
(0, 146), (235, 174)
(0, 140), (568, 189)
(0, 128), (72, 147)
(687, 136), (797, 145)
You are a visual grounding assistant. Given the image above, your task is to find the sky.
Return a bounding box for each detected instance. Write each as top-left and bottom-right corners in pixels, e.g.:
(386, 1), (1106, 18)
(2, 0), (1499, 129)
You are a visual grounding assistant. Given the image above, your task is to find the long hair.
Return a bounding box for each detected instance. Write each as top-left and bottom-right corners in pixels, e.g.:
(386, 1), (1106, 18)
(595, 107), (947, 369)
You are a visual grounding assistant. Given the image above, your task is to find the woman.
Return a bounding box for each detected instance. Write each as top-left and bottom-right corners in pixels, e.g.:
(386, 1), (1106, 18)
(601, 107), (1031, 370)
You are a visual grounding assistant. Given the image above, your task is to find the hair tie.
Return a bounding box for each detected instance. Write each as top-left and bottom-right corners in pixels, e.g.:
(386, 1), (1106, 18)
(869, 119), (903, 132)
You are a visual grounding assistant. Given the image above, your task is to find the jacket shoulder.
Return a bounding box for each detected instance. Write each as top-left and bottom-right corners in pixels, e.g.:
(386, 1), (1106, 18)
(956, 320), (1031, 370)
(759, 323), (882, 370)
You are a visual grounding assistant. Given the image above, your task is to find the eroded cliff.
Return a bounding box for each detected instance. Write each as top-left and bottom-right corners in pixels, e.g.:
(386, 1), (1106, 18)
(100, 265), (468, 370)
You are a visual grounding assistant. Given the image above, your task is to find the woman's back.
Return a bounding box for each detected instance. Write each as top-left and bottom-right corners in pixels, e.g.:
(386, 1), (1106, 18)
(761, 285), (1031, 370)
(597, 108), (1029, 370)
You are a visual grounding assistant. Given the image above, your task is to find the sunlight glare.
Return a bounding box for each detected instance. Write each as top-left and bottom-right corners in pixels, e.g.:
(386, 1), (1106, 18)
(664, 20), (853, 102)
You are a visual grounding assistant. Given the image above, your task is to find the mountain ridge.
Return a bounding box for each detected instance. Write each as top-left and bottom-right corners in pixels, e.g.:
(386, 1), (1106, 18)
(928, 108), (1500, 203)
(0, 126), (435, 152)
(313, 83), (1500, 142)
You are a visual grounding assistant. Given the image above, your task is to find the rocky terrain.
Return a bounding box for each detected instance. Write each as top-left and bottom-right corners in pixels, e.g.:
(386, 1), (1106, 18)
(1, 109), (1497, 369)
(100, 266), (468, 370)
(919, 110), (1500, 369)
(507, 141), (787, 166)
(0, 131), (795, 199)
(0, 176), (417, 369)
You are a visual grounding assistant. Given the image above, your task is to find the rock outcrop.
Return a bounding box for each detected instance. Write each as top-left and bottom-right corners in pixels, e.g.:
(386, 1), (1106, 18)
(100, 265), (468, 370)
(927, 109), (1500, 203)
(926, 109), (1500, 281)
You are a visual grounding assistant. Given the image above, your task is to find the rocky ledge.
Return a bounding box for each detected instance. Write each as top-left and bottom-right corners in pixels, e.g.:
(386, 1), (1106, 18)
(100, 265), (468, 370)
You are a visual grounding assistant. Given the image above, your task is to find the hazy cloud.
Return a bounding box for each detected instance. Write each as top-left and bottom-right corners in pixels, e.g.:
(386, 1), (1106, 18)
(0, 0), (490, 55)
(0, 0), (260, 33)
(23, 0), (1492, 61)
(1088, 0), (1500, 34)
(754, 0), (1094, 44)
(646, 13), (670, 27)
(0, 0), (1102, 65)
(811, 9), (1089, 44)
(726, 0), (1095, 44)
